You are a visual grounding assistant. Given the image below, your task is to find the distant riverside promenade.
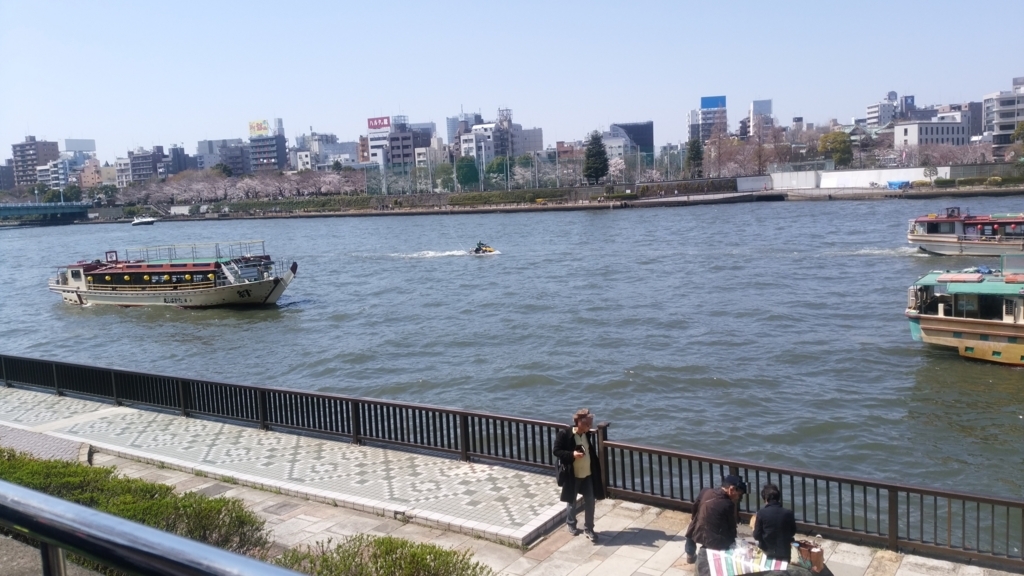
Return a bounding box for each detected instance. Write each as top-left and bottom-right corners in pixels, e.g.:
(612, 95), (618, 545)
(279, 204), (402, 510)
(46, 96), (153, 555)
(2, 354), (1024, 575)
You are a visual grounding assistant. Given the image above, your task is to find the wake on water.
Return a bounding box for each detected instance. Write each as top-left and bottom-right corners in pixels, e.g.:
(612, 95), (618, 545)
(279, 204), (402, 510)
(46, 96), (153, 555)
(385, 250), (501, 259)
(824, 246), (926, 258)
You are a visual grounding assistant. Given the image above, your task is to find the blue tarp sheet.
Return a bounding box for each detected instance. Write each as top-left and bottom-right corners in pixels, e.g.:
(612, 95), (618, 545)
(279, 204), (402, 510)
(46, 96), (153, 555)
(887, 181), (911, 190)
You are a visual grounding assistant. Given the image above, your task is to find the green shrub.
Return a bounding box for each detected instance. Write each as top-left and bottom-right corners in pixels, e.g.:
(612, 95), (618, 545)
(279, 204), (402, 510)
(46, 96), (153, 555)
(999, 176), (1024, 185)
(0, 448), (271, 573)
(956, 177), (987, 186)
(276, 535), (494, 576)
(602, 193), (638, 200)
(911, 180), (931, 188)
(934, 178), (956, 188)
(604, 184), (615, 195)
(986, 177), (1003, 186)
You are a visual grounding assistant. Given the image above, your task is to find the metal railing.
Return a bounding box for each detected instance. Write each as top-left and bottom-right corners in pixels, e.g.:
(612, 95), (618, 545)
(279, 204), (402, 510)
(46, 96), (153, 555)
(0, 354), (563, 472)
(601, 439), (1024, 570)
(2, 353), (1024, 570)
(0, 479), (301, 576)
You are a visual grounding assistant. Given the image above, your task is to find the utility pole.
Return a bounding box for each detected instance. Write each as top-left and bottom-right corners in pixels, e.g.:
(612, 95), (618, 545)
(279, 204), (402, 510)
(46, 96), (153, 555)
(555, 147), (560, 188)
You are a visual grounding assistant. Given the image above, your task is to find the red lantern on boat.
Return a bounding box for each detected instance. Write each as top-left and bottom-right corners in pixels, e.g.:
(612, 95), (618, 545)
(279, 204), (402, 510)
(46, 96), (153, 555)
(993, 225), (999, 230)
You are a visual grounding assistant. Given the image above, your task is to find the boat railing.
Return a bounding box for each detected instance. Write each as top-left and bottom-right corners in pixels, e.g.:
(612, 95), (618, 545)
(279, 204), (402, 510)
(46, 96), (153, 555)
(0, 478), (301, 576)
(85, 281), (217, 292)
(124, 241), (267, 263)
(3, 353), (1024, 571)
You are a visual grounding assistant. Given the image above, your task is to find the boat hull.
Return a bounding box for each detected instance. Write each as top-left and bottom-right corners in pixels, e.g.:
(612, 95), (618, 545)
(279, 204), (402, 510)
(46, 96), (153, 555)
(49, 273), (294, 308)
(907, 313), (1024, 366)
(908, 235), (1024, 256)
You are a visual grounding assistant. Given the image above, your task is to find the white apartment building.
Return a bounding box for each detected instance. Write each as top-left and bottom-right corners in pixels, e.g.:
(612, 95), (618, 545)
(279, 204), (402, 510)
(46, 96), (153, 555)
(415, 138), (447, 168)
(115, 158), (132, 189)
(602, 136), (630, 159)
(295, 151), (312, 171)
(866, 101), (896, 127)
(460, 132), (494, 166)
(983, 76), (1024, 158)
(894, 111), (970, 148)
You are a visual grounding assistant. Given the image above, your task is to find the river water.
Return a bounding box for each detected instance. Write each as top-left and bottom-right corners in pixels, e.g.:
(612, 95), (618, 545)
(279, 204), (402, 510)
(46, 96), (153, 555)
(2, 198), (1022, 497)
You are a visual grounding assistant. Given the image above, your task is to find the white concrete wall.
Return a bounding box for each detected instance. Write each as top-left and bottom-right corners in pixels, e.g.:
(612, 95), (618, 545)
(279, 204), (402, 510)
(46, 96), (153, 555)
(771, 171), (820, 189)
(819, 166), (950, 188)
(737, 175), (773, 191)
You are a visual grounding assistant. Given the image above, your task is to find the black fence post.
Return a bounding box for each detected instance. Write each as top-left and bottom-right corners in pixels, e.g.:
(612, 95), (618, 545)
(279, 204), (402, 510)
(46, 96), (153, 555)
(111, 372), (120, 406)
(888, 489), (899, 551)
(178, 381), (189, 418)
(52, 364), (62, 397)
(597, 422), (610, 496)
(350, 401), (362, 445)
(257, 390), (268, 431)
(459, 414), (470, 462)
(1, 357), (7, 387)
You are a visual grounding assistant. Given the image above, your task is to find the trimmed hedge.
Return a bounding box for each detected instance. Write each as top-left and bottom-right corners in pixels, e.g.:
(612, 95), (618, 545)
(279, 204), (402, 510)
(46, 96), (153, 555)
(447, 189), (568, 206)
(956, 177), (988, 186)
(632, 179), (738, 198)
(911, 180), (931, 188)
(276, 535), (494, 576)
(986, 177), (1003, 186)
(0, 448), (271, 575)
(934, 178), (956, 188)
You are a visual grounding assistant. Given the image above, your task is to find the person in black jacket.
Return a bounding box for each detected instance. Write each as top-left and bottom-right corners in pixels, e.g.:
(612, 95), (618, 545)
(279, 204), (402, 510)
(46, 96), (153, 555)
(553, 408), (605, 542)
(753, 483), (797, 561)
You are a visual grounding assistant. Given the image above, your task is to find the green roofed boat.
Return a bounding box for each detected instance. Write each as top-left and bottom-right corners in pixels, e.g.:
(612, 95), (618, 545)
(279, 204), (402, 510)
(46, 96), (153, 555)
(48, 240), (297, 308)
(906, 254), (1024, 365)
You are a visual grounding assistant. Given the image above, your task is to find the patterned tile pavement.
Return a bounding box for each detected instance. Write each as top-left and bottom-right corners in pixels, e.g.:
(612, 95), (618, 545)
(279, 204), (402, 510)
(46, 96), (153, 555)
(0, 423), (87, 462)
(0, 386), (563, 545)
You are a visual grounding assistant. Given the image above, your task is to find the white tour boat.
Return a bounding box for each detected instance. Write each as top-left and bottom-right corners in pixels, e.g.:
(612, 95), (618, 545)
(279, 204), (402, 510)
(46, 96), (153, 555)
(132, 215), (157, 226)
(907, 207), (1024, 256)
(49, 240), (297, 307)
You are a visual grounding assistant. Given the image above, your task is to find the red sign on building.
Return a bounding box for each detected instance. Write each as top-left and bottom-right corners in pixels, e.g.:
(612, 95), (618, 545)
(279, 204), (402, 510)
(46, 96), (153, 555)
(367, 116), (391, 130)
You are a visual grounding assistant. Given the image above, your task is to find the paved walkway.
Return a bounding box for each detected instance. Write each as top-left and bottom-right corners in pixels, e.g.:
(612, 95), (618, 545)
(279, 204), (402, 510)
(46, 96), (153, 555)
(0, 386), (1019, 576)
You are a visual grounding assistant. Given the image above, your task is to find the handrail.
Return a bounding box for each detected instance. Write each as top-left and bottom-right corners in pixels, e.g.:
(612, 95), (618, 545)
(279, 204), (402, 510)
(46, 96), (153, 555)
(0, 479), (301, 576)
(2, 353), (1022, 569)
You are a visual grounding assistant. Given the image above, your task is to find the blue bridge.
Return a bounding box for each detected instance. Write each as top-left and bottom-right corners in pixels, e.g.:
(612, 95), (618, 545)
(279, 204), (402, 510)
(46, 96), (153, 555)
(0, 202), (91, 221)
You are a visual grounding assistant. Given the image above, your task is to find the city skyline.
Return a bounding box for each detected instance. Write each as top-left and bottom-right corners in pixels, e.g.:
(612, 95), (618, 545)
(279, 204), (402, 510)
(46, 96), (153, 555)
(1, 0), (1021, 163)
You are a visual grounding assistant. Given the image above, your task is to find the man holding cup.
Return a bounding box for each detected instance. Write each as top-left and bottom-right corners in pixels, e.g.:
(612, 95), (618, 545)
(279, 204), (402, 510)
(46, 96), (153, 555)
(553, 408), (605, 542)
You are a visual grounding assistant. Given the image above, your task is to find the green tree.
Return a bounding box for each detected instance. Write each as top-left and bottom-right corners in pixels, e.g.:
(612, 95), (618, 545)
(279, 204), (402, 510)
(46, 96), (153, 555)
(434, 162), (455, 191)
(1013, 121), (1024, 142)
(210, 163), (233, 178)
(582, 131), (609, 184)
(818, 132), (853, 167)
(485, 156), (509, 185)
(455, 156), (479, 188)
(516, 154), (534, 168)
(62, 184), (83, 202)
(685, 138), (703, 179)
(331, 160), (343, 172)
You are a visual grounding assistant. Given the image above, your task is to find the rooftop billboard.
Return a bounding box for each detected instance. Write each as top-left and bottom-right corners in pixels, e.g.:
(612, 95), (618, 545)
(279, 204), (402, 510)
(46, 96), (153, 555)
(64, 139), (96, 152)
(249, 120), (270, 138)
(367, 116), (391, 130)
(700, 96), (727, 109)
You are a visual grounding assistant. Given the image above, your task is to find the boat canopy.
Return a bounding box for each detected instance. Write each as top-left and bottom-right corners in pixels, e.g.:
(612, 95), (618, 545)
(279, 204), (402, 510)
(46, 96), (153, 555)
(946, 282), (1024, 296)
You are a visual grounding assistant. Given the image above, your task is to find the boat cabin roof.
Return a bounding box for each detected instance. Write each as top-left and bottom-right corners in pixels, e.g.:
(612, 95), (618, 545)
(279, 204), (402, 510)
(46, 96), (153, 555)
(914, 207), (1024, 223)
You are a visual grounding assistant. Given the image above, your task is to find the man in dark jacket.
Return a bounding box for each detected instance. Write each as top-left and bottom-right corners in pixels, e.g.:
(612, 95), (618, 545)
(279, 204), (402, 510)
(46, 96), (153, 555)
(683, 474), (747, 564)
(753, 483), (796, 560)
(553, 408), (605, 542)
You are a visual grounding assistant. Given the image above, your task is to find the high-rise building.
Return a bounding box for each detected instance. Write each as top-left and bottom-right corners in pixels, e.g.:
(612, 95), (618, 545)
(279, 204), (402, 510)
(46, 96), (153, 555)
(115, 158), (132, 189)
(0, 159), (15, 191)
(936, 102), (983, 137)
(446, 113), (483, 146)
(983, 76), (1024, 158)
(12, 136), (60, 187)
(250, 134), (287, 172)
(127, 147), (165, 184)
(748, 100), (774, 139)
(866, 100), (896, 127)
(196, 139), (244, 170)
(687, 97), (727, 143)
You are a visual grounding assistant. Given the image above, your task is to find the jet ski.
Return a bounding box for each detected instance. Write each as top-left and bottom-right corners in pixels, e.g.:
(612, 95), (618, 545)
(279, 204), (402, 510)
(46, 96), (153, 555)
(471, 241), (496, 255)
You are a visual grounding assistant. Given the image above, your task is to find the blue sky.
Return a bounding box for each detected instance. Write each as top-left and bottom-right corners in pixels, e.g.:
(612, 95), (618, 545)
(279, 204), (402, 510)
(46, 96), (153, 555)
(1, 0), (1020, 163)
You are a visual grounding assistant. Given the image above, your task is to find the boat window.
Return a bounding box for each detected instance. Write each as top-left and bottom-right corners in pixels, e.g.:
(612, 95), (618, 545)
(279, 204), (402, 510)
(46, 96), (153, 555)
(938, 222), (954, 234)
(170, 264), (188, 268)
(70, 269), (81, 280)
(127, 265), (143, 269)
(146, 264), (162, 268)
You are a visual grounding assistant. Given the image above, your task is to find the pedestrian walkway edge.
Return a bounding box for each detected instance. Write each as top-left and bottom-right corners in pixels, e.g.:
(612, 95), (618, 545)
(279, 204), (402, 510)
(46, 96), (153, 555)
(60, 434), (561, 548)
